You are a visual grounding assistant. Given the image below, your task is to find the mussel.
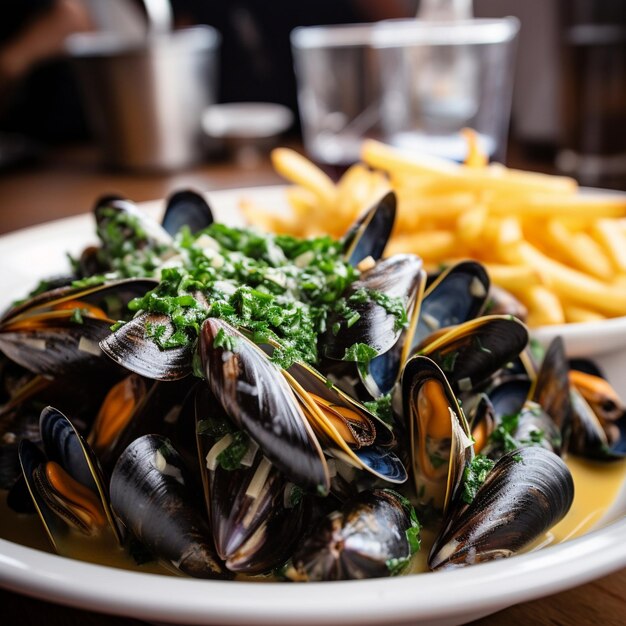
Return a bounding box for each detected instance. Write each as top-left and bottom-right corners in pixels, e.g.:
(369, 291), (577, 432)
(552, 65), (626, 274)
(110, 434), (224, 578)
(429, 446), (574, 569)
(289, 489), (420, 581)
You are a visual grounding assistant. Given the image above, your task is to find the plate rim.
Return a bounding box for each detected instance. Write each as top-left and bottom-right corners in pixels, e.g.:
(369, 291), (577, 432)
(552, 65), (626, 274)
(1, 185), (625, 625)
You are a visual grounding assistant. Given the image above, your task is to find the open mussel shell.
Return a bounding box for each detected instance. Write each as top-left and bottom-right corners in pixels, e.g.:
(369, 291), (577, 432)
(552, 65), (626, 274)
(341, 191), (396, 267)
(162, 190), (214, 236)
(568, 386), (626, 461)
(289, 489), (416, 581)
(0, 279), (157, 377)
(200, 318), (330, 494)
(19, 407), (121, 553)
(412, 260), (490, 351)
(89, 374), (192, 472)
(323, 254), (425, 399)
(429, 446), (574, 570)
(94, 195), (173, 251)
(417, 315), (529, 395)
(485, 285), (527, 321)
(110, 434), (225, 578)
(325, 255), (423, 361)
(284, 362), (407, 484)
(100, 312), (194, 381)
(569, 366), (624, 424)
(401, 356), (473, 513)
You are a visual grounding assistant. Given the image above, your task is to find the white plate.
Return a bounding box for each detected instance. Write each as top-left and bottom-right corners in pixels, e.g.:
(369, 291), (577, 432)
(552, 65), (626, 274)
(1, 185), (625, 626)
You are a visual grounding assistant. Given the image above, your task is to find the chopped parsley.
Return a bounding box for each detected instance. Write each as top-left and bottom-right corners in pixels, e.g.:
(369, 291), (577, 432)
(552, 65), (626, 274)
(109, 224), (361, 369)
(70, 308), (89, 324)
(216, 431), (250, 470)
(488, 412), (520, 452)
(364, 393), (394, 425)
(385, 491), (421, 576)
(213, 328), (239, 352)
(342, 342), (379, 378)
(461, 454), (495, 504)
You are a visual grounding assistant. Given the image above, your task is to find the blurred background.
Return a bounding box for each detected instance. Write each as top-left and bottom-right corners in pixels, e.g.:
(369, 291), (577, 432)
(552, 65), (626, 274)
(0, 0), (624, 233)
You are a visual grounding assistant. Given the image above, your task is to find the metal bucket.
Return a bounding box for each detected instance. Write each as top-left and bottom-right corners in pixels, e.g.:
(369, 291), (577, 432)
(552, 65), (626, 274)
(66, 26), (220, 171)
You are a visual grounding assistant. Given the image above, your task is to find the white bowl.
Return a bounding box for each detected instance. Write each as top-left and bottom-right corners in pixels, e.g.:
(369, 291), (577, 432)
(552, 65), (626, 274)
(1, 185), (625, 626)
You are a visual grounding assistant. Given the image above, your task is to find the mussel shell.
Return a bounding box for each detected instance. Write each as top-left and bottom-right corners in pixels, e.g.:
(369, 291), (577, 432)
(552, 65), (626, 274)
(19, 439), (66, 549)
(290, 489), (414, 581)
(195, 384), (289, 568)
(342, 191), (396, 267)
(324, 254), (423, 363)
(401, 355), (472, 513)
(485, 285), (527, 321)
(418, 315), (529, 395)
(0, 317), (117, 377)
(94, 196), (173, 251)
(363, 265), (426, 398)
(0, 278), (157, 326)
(200, 319), (329, 493)
(225, 497), (307, 574)
(100, 312), (194, 381)
(162, 190), (214, 236)
(568, 387), (626, 461)
(413, 260), (490, 350)
(110, 434), (225, 578)
(0, 279), (158, 377)
(429, 446), (574, 570)
(531, 337), (572, 440)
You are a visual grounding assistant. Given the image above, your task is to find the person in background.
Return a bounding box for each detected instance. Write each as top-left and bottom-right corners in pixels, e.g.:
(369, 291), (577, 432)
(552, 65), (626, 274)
(0, 0), (92, 142)
(0, 0), (414, 145)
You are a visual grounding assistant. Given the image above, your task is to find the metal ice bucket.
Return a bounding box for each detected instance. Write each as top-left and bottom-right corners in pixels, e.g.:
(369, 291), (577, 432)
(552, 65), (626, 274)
(66, 26), (220, 171)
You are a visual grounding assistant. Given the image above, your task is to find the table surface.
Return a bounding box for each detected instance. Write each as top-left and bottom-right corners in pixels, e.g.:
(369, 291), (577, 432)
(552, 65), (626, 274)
(0, 145), (624, 626)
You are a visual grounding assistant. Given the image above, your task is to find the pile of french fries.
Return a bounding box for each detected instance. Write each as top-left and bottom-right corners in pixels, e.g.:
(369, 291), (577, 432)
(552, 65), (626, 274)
(241, 132), (626, 327)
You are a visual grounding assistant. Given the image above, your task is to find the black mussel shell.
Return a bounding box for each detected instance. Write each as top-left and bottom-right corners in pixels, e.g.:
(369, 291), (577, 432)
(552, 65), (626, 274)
(162, 190), (214, 236)
(324, 254), (423, 362)
(200, 319), (329, 493)
(94, 196), (173, 251)
(419, 316), (529, 395)
(413, 260), (490, 350)
(401, 355), (472, 512)
(342, 191), (396, 267)
(531, 337), (571, 440)
(110, 434), (225, 578)
(290, 489), (416, 581)
(429, 446), (574, 570)
(100, 312), (194, 381)
(486, 285), (527, 321)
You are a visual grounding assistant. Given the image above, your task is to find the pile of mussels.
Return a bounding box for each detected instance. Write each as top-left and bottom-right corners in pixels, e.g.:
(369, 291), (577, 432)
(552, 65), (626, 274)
(1, 190), (625, 581)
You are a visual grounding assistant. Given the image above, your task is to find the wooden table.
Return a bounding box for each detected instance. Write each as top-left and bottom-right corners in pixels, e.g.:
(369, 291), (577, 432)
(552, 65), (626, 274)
(0, 146), (624, 626)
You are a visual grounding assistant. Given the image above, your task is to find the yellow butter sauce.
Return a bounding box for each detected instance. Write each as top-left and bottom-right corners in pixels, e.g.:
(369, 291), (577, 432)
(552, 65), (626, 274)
(1, 455), (625, 578)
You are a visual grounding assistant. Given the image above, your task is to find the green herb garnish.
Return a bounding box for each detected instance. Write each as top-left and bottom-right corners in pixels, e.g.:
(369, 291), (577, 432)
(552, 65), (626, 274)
(461, 454), (496, 504)
(216, 431), (250, 470)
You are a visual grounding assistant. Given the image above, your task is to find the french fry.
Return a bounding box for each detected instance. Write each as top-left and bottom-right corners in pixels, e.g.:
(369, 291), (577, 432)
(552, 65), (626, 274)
(362, 140), (577, 195)
(462, 128), (488, 168)
(563, 303), (605, 324)
(243, 139), (626, 327)
(543, 220), (614, 280)
(591, 219), (626, 272)
(482, 263), (544, 294)
(509, 241), (626, 317)
(384, 231), (458, 261)
(271, 148), (337, 209)
(455, 205), (488, 247)
(488, 194), (626, 219)
(519, 285), (565, 326)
